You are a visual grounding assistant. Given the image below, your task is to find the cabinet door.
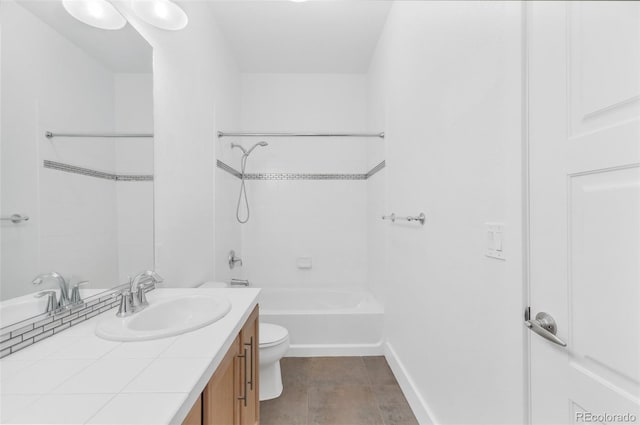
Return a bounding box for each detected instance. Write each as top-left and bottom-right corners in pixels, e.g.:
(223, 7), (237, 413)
(182, 395), (202, 425)
(203, 335), (241, 425)
(239, 306), (260, 425)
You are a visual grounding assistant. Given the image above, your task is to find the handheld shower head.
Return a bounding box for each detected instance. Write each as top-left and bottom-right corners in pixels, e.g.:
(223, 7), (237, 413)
(232, 141), (268, 224)
(231, 141), (268, 156)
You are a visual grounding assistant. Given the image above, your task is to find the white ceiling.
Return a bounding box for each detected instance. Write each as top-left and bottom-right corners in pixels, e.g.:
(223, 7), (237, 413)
(19, 1), (152, 73)
(209, 1), (392, 74)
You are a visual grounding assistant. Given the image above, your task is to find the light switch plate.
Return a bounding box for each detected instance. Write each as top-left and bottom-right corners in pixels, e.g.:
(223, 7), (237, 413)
(485, 222), (505, 260)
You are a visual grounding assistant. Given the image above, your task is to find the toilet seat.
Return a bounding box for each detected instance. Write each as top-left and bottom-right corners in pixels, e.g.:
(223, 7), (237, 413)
(260, 323), (288, 348)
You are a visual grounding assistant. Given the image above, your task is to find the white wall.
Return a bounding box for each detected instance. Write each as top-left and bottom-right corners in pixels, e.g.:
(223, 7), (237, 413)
(368, 2), (525, 424)
(232, 73), (369, 288)
(213, 58), (241, 286)
(114, 73), (154, 282)
(1, 1), (119, 297)
(119, 2), (241, 287)
(366, 37), (389, 302)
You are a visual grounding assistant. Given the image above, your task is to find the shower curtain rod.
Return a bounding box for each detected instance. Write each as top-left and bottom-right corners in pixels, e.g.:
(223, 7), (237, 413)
(46, 132), (154, 139)
(217, 131), (385, 138)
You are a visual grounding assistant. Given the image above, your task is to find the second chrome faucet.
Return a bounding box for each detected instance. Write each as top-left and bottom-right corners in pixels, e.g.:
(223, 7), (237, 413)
(117, 270), (164, 318)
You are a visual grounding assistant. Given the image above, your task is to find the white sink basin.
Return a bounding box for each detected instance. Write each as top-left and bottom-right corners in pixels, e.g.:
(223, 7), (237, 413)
(1, 296), (48, 324)
(95, 294), (231, 341)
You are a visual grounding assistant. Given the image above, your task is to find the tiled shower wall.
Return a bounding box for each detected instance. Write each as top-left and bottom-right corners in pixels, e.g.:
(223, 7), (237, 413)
(224, 73), (374, 289)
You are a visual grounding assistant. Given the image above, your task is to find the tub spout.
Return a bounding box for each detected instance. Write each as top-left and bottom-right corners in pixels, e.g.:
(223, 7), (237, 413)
(230, 278), (250, 287)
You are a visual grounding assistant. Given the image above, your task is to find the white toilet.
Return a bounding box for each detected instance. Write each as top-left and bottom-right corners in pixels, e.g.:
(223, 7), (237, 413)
(259, 323), (289, 401)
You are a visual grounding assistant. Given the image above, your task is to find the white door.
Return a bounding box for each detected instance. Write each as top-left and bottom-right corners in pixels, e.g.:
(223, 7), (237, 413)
(528, 1), (640, 424)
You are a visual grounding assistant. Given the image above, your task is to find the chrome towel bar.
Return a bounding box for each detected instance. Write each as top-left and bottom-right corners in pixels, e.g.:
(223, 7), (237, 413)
(382, 212), (426, 225)
(1, 214), (29, 224)
(46, 132), (153, 139)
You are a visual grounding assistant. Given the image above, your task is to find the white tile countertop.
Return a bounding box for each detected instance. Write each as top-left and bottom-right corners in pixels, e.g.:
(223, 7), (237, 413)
(0, 288), (260, 425)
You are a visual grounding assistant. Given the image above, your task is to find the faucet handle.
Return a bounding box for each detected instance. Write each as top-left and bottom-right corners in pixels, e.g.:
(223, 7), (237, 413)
(70, 281), (89, 304)
(35, 290), (58, 314)
(139, 280), (156, 292)
(136, 285), (151, 309)
(132, 280), (155, 311)
(116, 290), (134, 317)
(228, 250), (243, 269)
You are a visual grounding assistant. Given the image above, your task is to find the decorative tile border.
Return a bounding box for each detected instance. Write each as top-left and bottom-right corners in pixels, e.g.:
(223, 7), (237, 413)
(43, 160), (153, 182)
(216, 160), (242, 179)
(116, 174), (154, 182)
(0, 285), (130, 359)
(366, 160), (386, 179)
(216, 160), (385, 181)
(246, 172), (367, 180)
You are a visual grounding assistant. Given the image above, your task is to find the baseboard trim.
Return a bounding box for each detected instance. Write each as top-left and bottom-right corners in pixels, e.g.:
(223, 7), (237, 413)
(384, 342), (438, 425)
(285, 342), (384, 357)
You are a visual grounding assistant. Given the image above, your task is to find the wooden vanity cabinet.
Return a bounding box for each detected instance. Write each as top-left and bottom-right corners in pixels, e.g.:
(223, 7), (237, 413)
(184, 305), (259, 425)
(183, 395), (203, 425)
(239, 306), (259, 425)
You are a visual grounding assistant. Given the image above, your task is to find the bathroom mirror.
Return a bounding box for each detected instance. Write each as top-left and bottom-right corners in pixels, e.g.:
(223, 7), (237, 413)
(0, 1), (154, 325)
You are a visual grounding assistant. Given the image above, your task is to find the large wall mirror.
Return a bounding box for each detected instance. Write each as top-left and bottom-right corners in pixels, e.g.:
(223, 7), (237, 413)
(0, 0), (154, 326)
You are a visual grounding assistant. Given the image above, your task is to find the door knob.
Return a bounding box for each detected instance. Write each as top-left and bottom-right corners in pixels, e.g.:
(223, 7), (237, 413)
(525, 312), (567, 347)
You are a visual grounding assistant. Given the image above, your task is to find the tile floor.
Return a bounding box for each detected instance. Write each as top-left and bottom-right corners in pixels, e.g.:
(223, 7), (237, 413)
(260, 356), (419, 425)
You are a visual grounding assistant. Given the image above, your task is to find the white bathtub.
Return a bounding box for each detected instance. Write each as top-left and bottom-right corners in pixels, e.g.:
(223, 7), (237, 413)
(258, 288), (384, 357)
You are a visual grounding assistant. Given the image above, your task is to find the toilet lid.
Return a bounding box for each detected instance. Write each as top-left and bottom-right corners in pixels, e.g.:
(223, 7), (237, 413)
(260, 323), (288, 347)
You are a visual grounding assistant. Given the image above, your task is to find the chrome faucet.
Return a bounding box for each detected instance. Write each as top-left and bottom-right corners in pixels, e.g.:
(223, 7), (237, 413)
(32, 272), (71, 308)
(117, 270), (164, 317)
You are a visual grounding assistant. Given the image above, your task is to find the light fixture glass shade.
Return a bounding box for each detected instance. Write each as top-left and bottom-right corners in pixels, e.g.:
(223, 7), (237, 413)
(62, 0), (127, 30)
(131, 0), (188, 31)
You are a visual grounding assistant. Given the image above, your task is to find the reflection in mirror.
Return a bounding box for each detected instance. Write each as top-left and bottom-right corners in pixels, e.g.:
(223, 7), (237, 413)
(0, 0), (154, 326)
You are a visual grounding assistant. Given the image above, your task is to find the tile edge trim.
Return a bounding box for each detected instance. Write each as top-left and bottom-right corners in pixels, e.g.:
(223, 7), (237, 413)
(216, 160), (385, 181)
(43, 160), (153, 182)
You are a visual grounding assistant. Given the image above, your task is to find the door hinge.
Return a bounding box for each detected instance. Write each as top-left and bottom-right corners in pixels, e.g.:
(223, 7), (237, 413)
(524, 306), (531, 322)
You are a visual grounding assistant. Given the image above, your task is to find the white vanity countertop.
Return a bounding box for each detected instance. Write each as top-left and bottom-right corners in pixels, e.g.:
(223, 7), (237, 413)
(0, 288), (260, 425)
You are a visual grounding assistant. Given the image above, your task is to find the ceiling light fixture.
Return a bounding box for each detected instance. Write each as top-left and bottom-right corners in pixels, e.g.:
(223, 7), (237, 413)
(131, 0), (188, 31)
(62, 0), (127, 30)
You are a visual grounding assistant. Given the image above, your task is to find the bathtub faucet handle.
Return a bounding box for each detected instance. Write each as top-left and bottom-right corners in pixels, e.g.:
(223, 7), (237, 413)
(229, 250), (243, 269)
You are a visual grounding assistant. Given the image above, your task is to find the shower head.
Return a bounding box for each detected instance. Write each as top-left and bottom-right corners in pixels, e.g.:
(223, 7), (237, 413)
(231, 141), (268, 156)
